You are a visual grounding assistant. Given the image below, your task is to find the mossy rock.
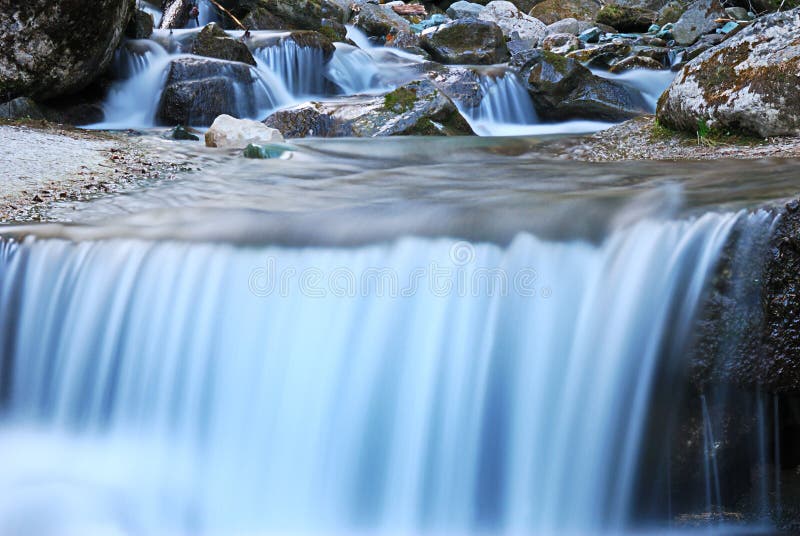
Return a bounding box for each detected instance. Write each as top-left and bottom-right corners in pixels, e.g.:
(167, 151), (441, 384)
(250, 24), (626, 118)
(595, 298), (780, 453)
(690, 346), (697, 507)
(421, 18), (508, 65)
(528, 0), (602, 25)
(191, 23), (257, 66)
(596, 4), (656, 32)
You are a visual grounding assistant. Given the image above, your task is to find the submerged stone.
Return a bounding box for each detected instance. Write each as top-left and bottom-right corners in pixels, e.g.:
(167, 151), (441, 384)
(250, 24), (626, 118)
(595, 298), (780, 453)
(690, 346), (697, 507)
(242, 143), (292, 158)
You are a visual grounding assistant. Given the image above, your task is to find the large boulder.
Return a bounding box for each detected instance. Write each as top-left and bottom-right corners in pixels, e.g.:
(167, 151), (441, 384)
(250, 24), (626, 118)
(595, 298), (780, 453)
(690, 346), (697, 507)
(656, 8), (800, 138)
(0, 0), (135, 101)
(528, 0), (602, 25)
(0, 97), (45, 120)
(671, 0), (725, 46)
(256, 0), (347, 37)
(191, 23), (257, 65)
(595, 4), (657, 32)
(263, 79), (474, 137)
(156, 57), (264, 126)
(447, 1), (487, 19)
(352, 3), (411, 38)
(512, 49), (649, 121)
(478, 1), (549, 43)
(205, 114), (284, 147)
(126, 8), (155, 39)
(421, 18), (508, 64)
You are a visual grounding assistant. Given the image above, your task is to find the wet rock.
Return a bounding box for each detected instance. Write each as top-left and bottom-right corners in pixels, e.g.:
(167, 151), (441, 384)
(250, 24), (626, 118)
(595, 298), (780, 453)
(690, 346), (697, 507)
(263, 79), (474, 137)
(283, 30), (336, 62)
(160, 0), (191, 29)
(478, 1), (548, 43)
(126, 9), (155, 39)
(167, 125), (200, 141)
(352, 3), (411, 38)
(0, 97), (46, 120)
(156, 58), (262, 126)
(446, 0), (486, 19)
(596, 4), (657, 32)
(0, 0), (136, 102)
(240, 7), (288, 30)
(542, 33), (583, 55)
(656, 8), (800, 138)
(421, 18), (508, 64)
(633, 45), (670, 64)
(608, 54), (665, 72)
(386, 31), (427, 55)
(671, 0), (725, 46)
(528, 0), (603, 25)
(206, 114), (284, 148)
(578, 26), (603, 43)
(242, 143), (292, 158)
(409, 14), (450, 33)
(191, 23), (257, 65)
(547, 17), (581, 35)
(507, 38), (537, 55)
(512, 49), (649, 121)
(567, 39), (632, 69)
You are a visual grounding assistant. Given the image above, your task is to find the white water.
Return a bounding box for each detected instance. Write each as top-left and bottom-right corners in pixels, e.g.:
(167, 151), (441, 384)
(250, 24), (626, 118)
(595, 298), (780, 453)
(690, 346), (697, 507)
(0, 210), (754, 535)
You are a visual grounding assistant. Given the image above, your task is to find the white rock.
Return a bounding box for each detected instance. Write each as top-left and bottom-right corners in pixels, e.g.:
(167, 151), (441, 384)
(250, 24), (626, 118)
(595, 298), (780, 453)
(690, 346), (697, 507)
(478, 1), (548, 43)
(547, 17), (580, 36)
(204, 114), (284, 148)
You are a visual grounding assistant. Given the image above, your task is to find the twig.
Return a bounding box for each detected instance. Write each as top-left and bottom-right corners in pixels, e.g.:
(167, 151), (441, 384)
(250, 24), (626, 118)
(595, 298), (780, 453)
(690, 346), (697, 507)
(205, 0), (247, 30)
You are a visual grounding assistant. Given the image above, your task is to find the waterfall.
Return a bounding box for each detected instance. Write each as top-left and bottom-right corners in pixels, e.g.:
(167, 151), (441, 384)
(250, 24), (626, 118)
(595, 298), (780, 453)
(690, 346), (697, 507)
(0, 209), (758, 535)
(254, 41), (330, 98)
(459, 73), (540, 136)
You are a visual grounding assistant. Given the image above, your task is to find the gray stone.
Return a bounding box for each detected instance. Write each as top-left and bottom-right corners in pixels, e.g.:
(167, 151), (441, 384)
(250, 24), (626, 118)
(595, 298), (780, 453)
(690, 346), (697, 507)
(657, 8), (800, 137)
(352, 3), (411, 38)
(671, 0), (725, 46)
(512, 49), (649, 121)
(0, 0), (136, 101)
(547, 18), (581, 35)
(0, 97), (45, 120)
(542, 33), (583, 55)
(446, 1), (486, 19)
(421, 18), (509, 65)
(478, 1), (548, 43)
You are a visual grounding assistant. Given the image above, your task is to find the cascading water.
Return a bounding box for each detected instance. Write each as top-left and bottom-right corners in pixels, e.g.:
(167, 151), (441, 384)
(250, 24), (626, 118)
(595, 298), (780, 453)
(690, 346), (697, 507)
(254, 40), (330, 98)
(458, 73), (540, 136)
(0, 209), (766, 535)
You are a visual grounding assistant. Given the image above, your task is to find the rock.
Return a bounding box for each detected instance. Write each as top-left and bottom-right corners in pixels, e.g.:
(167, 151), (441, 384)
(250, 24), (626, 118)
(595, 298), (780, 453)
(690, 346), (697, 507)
(156, 57), (263, 126)
(567, 39), (632, 69)
(528, 0), (603, 25)
(512, 49), (649, 121)
(547, 17), (581, 35)
(257, 0), (347, 37)
(126, 9), (155, 39)
(507, 38), (537, 55)
(160, 0), (191, 29)
(240, 7), (288, 30)
(671, 0), (725, 46)
(191, 23), (257, 66)
(724, 6), (749, 20)
(578, 26), (603, 42)
(243, 143), (292, 158)
(608, 54), (665, 72)
(633, 45), (670, 64)
(683, 32), (724, 61)
(656, 8), (800, 138)
(410, 14), (451, 33)
(386, 31), (427, 55)
(447, 0), (486, 19)
(263, 79), (474, 137)
(206, 114), (284, 148)
(283, 31), (336, 62)
(167, 125), (200, 140)
(0, 0), (136, 101)
(542, 33), (583, 55)
(429, 66), (484, 108)
(478, 1), (548, 43)
(656, 0), (686, 25)
(0, 97), (45, 120)
(352, 3), (411, 38)
(421, 18), (508, 64)
(595, 4), (657, 32)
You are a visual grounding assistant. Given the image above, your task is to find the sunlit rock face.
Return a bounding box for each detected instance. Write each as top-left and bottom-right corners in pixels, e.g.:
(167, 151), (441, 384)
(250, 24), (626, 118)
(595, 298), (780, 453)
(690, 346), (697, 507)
(657, 8), (800, 138)
(0, 0), (135, 101)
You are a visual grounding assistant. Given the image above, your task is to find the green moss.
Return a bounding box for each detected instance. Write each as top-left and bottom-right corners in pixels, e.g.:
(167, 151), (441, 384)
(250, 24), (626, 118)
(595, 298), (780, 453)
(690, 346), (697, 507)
(542, 50), (570, 75)
(383, 86), (418, 113)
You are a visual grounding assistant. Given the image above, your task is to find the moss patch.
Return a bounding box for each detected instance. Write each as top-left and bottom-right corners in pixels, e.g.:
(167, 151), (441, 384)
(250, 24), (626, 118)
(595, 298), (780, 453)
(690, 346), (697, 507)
(383, 86), (418, 113)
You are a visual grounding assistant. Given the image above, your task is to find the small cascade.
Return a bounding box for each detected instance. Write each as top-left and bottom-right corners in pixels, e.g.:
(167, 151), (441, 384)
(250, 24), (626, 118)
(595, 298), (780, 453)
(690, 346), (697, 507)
(99, 39), (173, 128)
(459, 73), (540, 136)
(0, 210), (756, 534)
(254, 40), (330, 98)
(701, 394), (723, 515)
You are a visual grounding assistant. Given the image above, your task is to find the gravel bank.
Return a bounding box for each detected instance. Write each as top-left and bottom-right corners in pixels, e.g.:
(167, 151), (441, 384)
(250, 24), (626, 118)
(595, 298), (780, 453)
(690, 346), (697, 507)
(0, 121), (187, 223)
